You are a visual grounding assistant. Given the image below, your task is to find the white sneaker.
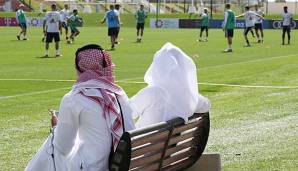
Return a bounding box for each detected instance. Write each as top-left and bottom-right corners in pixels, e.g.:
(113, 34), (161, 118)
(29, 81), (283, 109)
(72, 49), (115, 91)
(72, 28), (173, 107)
(224, 49), (232, 52)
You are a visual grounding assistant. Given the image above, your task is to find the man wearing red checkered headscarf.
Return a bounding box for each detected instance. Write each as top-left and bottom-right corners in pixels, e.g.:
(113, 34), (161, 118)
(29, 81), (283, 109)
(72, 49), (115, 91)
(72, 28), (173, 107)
(25, 44), (135, 171)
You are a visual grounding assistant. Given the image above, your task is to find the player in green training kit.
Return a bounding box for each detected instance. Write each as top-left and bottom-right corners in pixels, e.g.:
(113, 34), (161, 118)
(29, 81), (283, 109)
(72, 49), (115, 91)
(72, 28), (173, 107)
(223, 3), (236, 52)
(199, 8), (209, 42)
(68, 9), (82, 44)
(16, 4), (27, 40)
(135, 4), (147, 43)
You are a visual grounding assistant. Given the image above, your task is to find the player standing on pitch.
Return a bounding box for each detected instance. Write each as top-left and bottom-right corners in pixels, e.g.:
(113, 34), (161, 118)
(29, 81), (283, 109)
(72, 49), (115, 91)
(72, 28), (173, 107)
(135, 4), (147, 43)
(43, 4), (62, 57)
(236, 6), (263, 47)
(114, 4), (121, 44)
(281, 6), (293, 45)
(254, 5), (265, 43)
(60, 4), (70, 41)
(199, 8), (209, 42)
(16, 4), (27, 40)
(101, 5), (120, 50)
(223, 3), (235, 52)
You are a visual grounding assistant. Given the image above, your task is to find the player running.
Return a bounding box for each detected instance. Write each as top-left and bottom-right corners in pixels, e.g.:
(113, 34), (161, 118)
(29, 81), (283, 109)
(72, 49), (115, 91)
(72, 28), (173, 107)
(199, 8), (209, 42)
(135, 4), (147, 43)
(16, 4), (27, 40)
(60, 4), (70, 41)
(254, 5), (265, 43)
(43, 4), (62, 57)
(236, 6), (263, 47)
(68, 9), (82, 44)
(282, 6), (293, 45)
(223, 3), (236, 52)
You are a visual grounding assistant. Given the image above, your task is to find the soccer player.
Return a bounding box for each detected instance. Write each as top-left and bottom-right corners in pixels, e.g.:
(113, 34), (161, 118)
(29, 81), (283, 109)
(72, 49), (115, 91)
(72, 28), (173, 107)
(60, 4), (70, 41)
(114, 4), (121, 44)
(223, 3), (235, 52)
(68, 9), (81, 44)
(16, 4), (27, 40)
(43, 4), (62, 57)
(236, 6), (263, 47)
(135, 4), (147, 43)
(254, 5), (264, 43)
(282, 6), (293, 45)
(101, 5), (120, 50)
(199, 8), (209, 42)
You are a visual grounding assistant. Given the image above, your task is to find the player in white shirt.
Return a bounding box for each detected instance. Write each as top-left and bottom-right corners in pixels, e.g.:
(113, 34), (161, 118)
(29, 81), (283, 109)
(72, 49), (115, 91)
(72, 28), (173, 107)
(254, 5), (265, 43)
(43, 4), (62, 57)
(60, 4), (70, 40)
(236, 6), (263, 46)
(114, 4), (121, 44)
(282, 6), (293, 45)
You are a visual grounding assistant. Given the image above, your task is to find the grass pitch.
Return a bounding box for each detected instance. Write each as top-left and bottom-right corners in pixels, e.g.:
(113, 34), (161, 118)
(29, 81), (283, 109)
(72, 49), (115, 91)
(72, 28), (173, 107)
(0, 26), (297, 170)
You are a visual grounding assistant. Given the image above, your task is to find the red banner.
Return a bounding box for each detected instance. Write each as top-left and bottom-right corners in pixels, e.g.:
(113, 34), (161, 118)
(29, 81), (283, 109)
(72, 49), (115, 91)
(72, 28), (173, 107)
(0, 17), (18, 26)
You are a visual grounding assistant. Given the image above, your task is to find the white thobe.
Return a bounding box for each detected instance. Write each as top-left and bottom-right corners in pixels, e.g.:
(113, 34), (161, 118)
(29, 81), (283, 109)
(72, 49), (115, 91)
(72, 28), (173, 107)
(25, 90), (135, 171)
(130, 86), (210, 128)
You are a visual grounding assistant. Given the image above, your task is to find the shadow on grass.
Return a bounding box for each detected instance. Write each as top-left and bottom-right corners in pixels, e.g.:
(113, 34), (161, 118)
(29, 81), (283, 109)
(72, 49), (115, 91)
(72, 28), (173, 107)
(35, 56), (60, 59)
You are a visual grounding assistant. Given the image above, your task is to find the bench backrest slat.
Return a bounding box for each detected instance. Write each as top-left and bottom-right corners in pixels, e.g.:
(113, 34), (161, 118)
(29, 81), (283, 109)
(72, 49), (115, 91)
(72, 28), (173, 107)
(132, 130), (169, 148)
(162, 149), (197, 167)
(162, 158), (196, 171)
(132, 141), (166, 158)
(130, 152), (163, 169)
(164, 139), (195, 158)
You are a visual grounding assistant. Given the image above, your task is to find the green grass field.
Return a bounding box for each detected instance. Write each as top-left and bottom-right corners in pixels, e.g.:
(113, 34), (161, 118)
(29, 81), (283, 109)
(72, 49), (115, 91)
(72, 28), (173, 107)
(0, 26), (297, 170)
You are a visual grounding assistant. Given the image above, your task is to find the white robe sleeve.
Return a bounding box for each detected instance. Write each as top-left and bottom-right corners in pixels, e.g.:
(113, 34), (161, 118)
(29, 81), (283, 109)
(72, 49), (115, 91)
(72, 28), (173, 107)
(117, 94), (136, 131)
(53, 94), (80, 156)
(129, 87), (167, 128)
(195, 94), (211, 113)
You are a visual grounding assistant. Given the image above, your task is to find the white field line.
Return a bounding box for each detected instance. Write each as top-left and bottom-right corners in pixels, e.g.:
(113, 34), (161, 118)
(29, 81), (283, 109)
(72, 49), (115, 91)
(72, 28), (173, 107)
(1, 79), (298, 90)
(0, 87), (71, 100)
(198, 53), (298, 71)
(0, 78), (75, 82)
(0, 77), (142, 100)
(117, 80), (298, 89)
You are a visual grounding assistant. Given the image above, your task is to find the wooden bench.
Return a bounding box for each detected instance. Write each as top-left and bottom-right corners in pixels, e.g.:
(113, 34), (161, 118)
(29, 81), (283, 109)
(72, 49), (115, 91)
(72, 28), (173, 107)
(110, 112), (210, 171)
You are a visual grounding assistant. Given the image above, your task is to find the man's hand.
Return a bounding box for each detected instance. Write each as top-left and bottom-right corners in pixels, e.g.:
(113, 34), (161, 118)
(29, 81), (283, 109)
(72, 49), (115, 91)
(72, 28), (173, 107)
(51, 115), (58, 127)
(49, 110), (58, 127)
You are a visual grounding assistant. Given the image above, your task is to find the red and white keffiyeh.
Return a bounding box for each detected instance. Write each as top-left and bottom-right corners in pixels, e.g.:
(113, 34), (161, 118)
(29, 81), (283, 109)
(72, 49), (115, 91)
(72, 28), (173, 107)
(74, 48), (124, 151)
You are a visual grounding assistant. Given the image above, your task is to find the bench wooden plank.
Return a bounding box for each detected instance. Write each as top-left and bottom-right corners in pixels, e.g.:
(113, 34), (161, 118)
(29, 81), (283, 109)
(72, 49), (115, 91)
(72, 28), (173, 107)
(164, 139), (196, 158)
(130, 162), (160, 171)
(162, 158), (196, 171)
(131, 130), (169, 147)
(172, 120), (200, 134)
(162, 149), (197, 167)
(131, 141), (166, 158)
(130, 152), (163, 169)
(168, 131), (199, 146)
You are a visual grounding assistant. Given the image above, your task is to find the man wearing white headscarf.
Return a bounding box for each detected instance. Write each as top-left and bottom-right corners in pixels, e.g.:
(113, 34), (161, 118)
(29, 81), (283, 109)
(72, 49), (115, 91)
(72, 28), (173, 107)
(25, 44), (135, 171)
(130, 43), (210, 128)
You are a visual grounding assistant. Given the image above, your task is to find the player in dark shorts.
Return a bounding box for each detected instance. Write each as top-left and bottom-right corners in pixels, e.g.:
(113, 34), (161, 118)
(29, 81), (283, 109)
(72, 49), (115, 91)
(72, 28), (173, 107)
(135, 4), (147, 42)
(199, 8), (209, 42)
(16, 4), (27, 40)
(254, 5), (264, 43)
(43, 4), (62, 57)
(101, 5), (120, 49)
(281, 6), (293, 45)
(223, 3), (235, 52)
